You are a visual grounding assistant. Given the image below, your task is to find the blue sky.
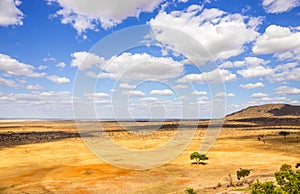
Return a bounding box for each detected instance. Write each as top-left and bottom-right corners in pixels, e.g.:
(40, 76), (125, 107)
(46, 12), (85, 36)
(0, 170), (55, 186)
(0, 0), (300, 119)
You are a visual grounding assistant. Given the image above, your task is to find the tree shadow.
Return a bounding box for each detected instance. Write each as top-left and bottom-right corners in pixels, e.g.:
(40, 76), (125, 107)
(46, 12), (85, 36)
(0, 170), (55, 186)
(191, 162), (208, 165)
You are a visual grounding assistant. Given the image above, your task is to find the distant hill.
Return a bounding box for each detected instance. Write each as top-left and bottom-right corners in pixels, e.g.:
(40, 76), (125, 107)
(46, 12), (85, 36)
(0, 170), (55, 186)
(226, 104), (300, 125)
(226, 104), (300, 119)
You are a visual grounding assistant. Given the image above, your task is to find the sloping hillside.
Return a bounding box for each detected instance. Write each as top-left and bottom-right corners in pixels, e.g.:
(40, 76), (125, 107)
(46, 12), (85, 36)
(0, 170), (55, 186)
(226, 104), (300, 125)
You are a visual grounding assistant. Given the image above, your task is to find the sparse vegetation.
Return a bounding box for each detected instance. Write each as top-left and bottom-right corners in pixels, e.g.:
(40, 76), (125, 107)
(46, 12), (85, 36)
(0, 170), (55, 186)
(227, 174), (233, 187)
(250, 164), (300, 194)
(257, 135), (264, 141)
(2, 109), (300, 194)
(279, 163), (292, 171)
(275, 164), (300, 193)
(190, 152), (208, 165)
(185, 187), (196, 194)
(278, 131), (290, 139)
(251, 180), (282, 194)
(237, 168), (251, 182)
(257, 137), (261, 141)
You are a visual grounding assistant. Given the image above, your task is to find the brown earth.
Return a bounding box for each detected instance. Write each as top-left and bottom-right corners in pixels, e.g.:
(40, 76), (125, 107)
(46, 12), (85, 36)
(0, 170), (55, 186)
(226, 103), (300, 126)
(226, 103), (300, 120)
(0, 104), (300, 193)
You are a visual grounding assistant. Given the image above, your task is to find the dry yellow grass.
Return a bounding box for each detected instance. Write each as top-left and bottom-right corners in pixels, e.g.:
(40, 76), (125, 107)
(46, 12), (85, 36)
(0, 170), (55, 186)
(0, 120), (299, 193)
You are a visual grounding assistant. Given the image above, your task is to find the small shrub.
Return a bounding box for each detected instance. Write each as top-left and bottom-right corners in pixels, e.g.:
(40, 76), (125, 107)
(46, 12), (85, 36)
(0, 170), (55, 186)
(257, 137), (261, 141)
(237, 168), (251, 182)
(190, 152), (208, 165)
(257, 135), (264, 141)
(185, 187), (196, 194)
(227, 174), (233, 187)
(251, 180), (282, 194)
(275, 164), (300, 193)
(250, 163), (300, 194)
(279, 163), (292, 171)
(278, 131), (290, 139)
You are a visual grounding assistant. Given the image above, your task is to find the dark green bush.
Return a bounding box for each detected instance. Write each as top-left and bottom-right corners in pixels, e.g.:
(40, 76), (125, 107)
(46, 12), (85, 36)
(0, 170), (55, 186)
(190, 152), (208, 164)
(237, 168), (251, 182)
(185, 187), (196, 194)
(250, 163), (300, 194)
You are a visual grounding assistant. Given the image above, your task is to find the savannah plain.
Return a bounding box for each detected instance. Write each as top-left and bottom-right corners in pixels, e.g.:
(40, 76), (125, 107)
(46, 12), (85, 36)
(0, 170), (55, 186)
(0, 104), (300, 193)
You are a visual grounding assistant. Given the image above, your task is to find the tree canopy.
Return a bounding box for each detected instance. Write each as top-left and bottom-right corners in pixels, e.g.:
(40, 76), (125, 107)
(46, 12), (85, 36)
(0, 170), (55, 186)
(237, 168), (251, 182)
(251, 163), (300, 194)
(190, 152), (208, 165)
(278, 131), (290, 139)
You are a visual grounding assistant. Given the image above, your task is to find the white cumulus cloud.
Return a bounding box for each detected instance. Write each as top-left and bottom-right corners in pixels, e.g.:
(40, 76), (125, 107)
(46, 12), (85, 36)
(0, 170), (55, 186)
(71, 51), (105, 70)
(219, 61), (246, 68)
(47, 75), (70, 84)
(275, 86), (300, 96)
(140, 97), (159, 102)
(262, 0), (300, 13)
(56, 62), (66, 68)
(38, 65), (48, 70)
(104, 52), (183, 81)
(149, 6), (261, 64)
(119, 83), (136, 89)
(174, 84), (188, 89)
(237, 66), (274, 78)
(251, 92), (268, 98)
(26, 84), (43, 90)
(150, 89), (174, 96)
(215, 92), (235, 97)
(240, 82), (265, 89)
(0, 0), (24, 26)
(227, 93), (235, 97)
(49, 0), (164, 34)
(244, 57), (269, 67)
(0, 53), (45, 78)
(84, 93), (109, 98)
(178, 69), (236, 83)
(220, 57), (268, 69)
(270, 63), (300, 82)
(253, 25), (300, 54)
(125, 90), (146, 97)
(192, 91), (207, 96)
(0, 77), (17, 87)
(0, 91), (74, 118)
(83, 93), (110, 104)
(72, 52), (184, 82)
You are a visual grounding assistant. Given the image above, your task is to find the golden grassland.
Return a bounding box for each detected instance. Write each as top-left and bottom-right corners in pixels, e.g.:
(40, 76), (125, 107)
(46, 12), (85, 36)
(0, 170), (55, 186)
(0, 120), (299, 193)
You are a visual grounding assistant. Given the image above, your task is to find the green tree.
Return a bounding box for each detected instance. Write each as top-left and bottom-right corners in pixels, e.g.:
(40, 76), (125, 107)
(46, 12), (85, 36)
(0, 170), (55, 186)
(190, 152), (208, 165)
(251, 180), (282, 194)
(275, 164), (300, 194)
(237, 168), (251, 182)
(250, 163), (300, 194)
(278, 131), (290, 139)
(280, 163), (292, 171)
(185, 187), (196, 194)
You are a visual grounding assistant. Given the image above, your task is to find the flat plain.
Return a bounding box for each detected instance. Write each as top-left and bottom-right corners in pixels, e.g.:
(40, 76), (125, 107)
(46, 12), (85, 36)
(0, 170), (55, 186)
(1, 104), (300, 193)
